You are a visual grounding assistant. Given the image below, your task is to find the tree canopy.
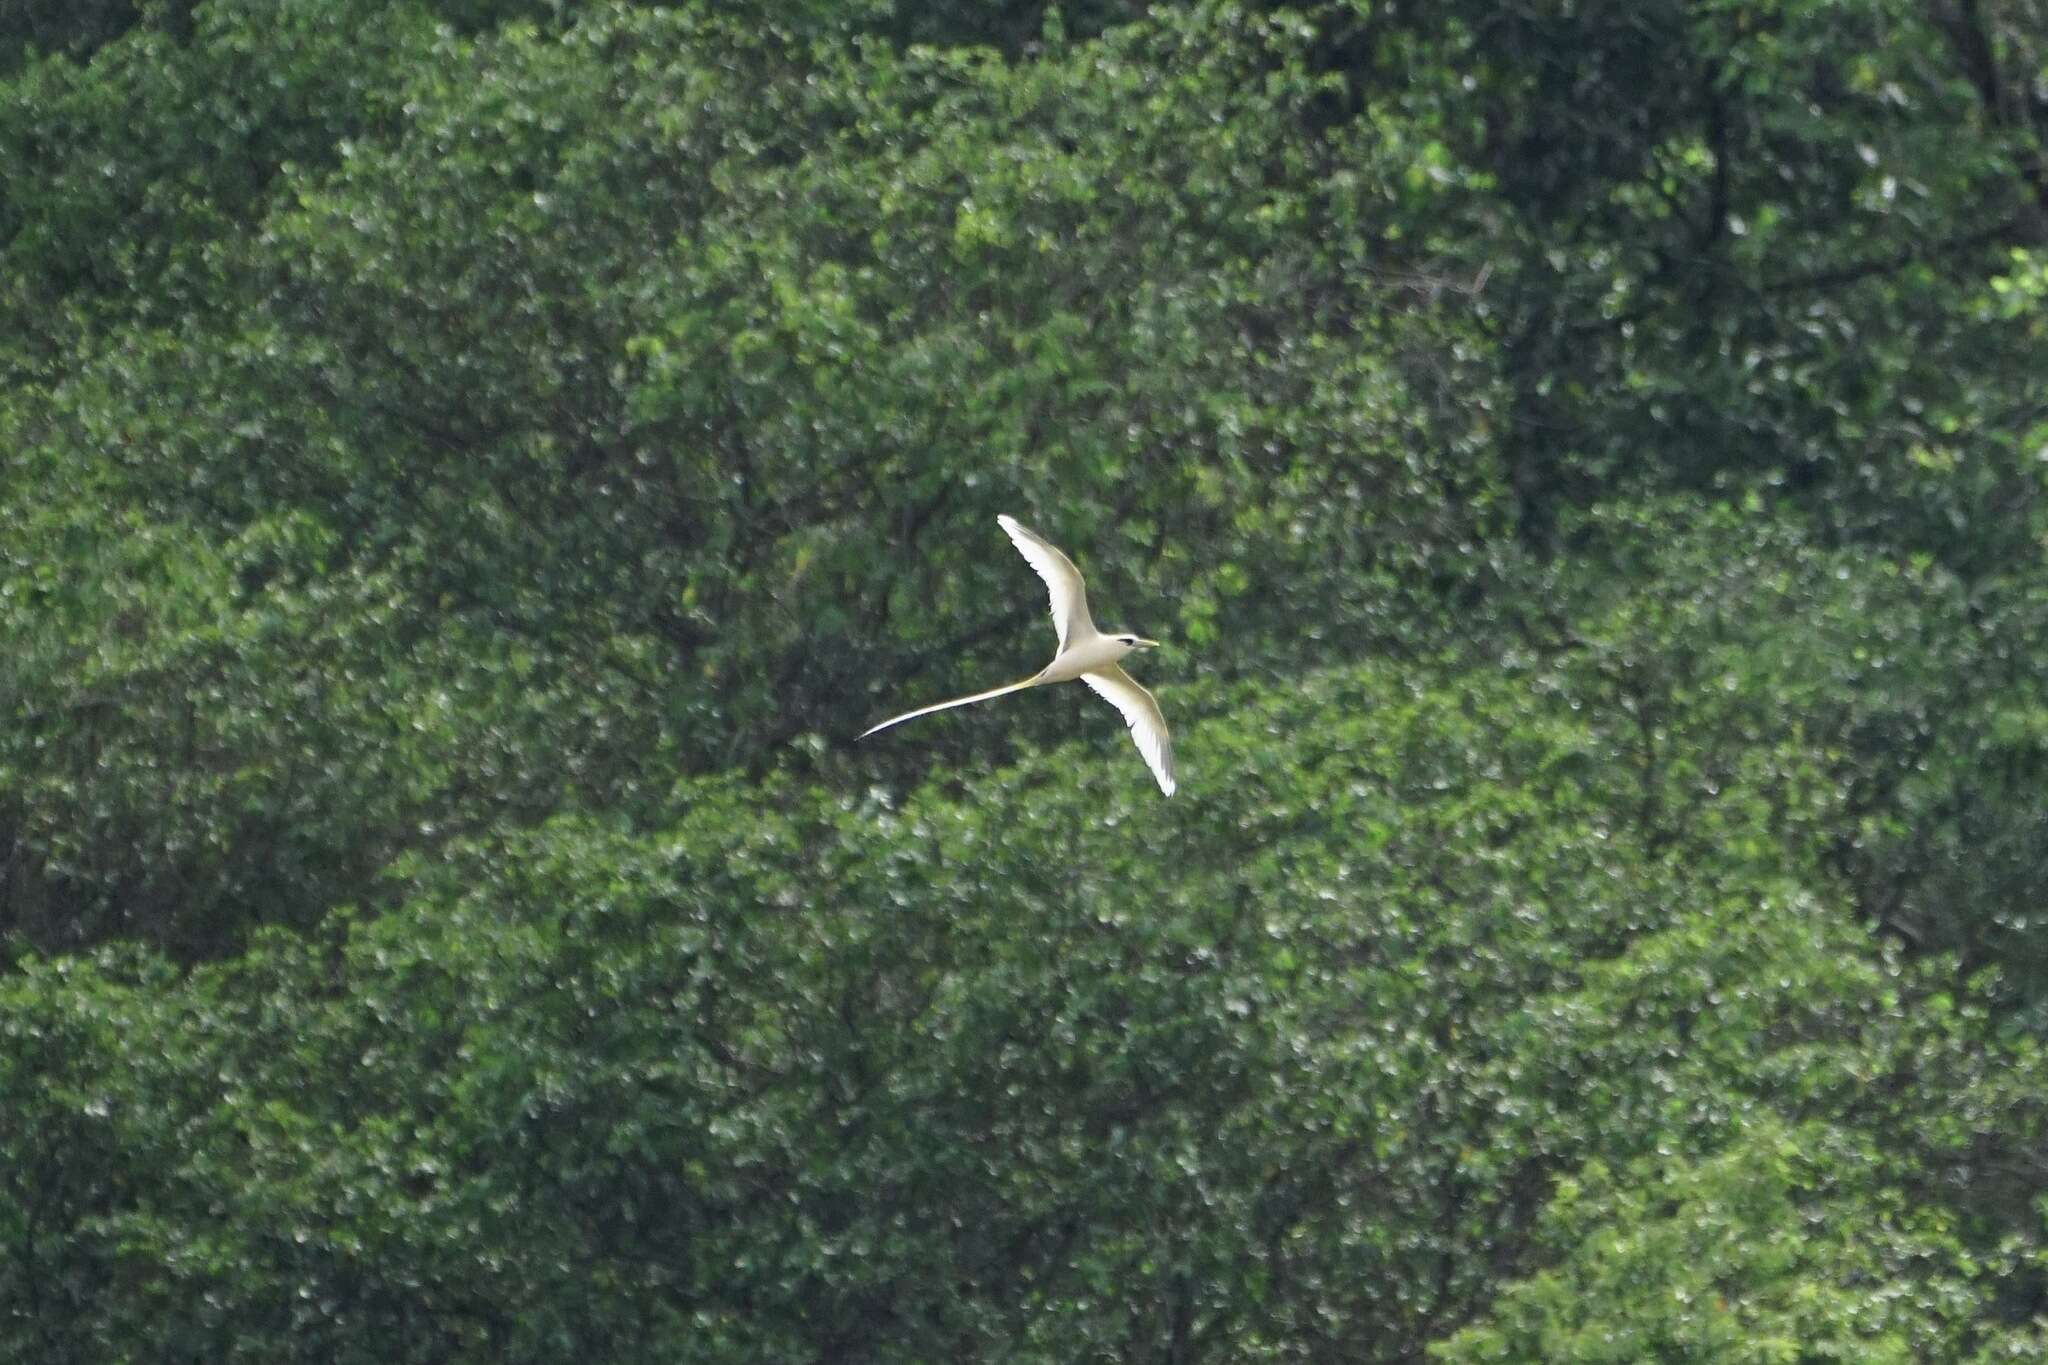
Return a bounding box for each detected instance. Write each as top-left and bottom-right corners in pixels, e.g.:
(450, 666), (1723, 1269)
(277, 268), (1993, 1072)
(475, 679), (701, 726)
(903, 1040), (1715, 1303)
(4, 1), (2046, 1358)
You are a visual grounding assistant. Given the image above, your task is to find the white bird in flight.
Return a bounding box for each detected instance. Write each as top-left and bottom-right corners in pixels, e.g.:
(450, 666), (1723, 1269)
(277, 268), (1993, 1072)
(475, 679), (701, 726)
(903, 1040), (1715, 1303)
(861, 514), (1176, 796)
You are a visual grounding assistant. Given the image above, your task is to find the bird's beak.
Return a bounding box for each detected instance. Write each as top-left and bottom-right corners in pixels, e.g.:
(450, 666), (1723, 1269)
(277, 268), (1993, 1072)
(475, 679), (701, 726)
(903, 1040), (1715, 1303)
(1135, 637), (1163, 649)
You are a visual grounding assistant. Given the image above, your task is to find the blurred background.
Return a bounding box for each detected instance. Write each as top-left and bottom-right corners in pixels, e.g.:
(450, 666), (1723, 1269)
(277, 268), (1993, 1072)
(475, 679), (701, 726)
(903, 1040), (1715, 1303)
(4, 1), (2047, 1358)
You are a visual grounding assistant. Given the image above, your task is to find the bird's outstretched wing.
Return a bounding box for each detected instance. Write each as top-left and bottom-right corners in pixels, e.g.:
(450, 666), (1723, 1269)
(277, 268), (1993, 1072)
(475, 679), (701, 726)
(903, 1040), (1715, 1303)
(1081, 665), (1176, 796)
(998, 514), (1096, 650)
(859, 675), (1043, 739)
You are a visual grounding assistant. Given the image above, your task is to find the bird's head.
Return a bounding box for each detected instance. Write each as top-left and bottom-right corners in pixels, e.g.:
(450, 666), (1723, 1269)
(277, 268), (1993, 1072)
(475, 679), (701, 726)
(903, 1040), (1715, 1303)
(1113, 634), (1162, 651)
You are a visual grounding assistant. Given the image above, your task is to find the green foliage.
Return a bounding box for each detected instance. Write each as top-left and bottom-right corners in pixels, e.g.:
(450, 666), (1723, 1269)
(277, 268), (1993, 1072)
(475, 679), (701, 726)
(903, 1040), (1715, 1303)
(0, 0), (434, 361)
(216, 1), (1489, 760)
(1522, 499), (2048, 1002)
(5, 3), (1499, 954)
(0, 485), (638, 953)
(1286, 0), (2048, 561)
(0, 0), (187, 74)
(4, 662), (2044, 1359)
(5, 0), (2048, 1357)
(1434, 1117), (2041, 1364)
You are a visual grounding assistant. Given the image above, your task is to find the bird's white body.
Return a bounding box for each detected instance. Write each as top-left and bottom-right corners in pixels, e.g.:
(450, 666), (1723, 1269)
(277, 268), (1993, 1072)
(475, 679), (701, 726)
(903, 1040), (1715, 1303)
(1037, 634), (1139, 683)
(860, 514), (1177, 796)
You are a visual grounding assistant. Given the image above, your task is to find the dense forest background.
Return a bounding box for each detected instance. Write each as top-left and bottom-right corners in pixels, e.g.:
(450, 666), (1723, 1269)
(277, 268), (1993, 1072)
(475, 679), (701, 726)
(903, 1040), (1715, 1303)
(5, 0), (2048, 1358)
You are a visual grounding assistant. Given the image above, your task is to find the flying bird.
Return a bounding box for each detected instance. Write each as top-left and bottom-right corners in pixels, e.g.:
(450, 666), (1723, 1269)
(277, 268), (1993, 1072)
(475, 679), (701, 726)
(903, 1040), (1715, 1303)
(860, 514), (1176, 796)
